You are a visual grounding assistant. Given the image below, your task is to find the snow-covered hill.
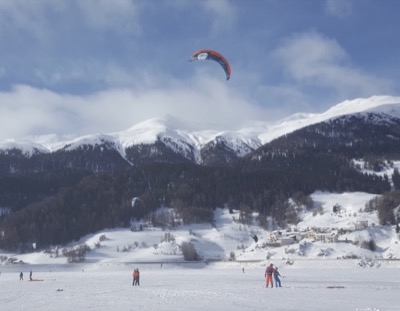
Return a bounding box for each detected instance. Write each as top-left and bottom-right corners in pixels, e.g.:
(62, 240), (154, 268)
(2, 191), (398, 266)
(2, 95), (400, 163)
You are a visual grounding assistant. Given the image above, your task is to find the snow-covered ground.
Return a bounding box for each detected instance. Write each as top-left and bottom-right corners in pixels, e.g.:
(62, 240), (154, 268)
(1, 261), (400, 311)
(1, 191), (400, 310)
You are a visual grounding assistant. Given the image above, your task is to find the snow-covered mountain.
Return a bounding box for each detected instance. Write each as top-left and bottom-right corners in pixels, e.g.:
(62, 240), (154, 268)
(1, 95), (400, 165)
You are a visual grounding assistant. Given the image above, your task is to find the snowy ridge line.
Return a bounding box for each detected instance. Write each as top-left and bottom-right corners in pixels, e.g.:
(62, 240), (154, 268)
(1, 95), (400, 161)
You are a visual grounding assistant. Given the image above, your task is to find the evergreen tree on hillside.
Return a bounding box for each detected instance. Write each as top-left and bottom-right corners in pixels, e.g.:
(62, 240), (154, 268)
(392, 168), (400, 191)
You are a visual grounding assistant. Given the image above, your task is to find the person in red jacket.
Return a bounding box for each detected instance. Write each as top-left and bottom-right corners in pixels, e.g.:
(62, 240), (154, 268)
(265, 263), (274, 288)
(132, 268), (140, 286)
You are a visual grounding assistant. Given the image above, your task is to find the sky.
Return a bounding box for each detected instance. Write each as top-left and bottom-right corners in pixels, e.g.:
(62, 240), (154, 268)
(1, 0), (400, 141)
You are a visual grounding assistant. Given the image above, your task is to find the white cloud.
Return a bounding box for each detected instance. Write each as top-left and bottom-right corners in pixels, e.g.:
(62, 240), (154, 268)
(274, 32), (394, 98)
(0, 76), (269, 140)
(0, 85), (77, 140)
(276, 32), (347, 79)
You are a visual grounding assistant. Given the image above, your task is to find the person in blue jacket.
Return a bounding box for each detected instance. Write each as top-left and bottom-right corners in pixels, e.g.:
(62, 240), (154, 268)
(273, 266), (282, 287)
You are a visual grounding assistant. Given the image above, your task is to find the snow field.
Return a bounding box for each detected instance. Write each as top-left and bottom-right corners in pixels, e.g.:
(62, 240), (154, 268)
(1, 261), (400, 311)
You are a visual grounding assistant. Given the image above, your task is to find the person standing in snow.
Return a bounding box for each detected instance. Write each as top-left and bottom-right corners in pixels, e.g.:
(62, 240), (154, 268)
(132, 268), (140, 286)
(19, 272), (23, 281)
(265, 263), (274, 288)
(135, 268), (140, 286)
(132, 269), (136, 286)
(273, 267), (282, 287)
(30, 270), (33, 281)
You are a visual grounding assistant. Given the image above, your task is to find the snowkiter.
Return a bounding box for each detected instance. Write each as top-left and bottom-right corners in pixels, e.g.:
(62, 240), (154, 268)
(265, 264), (274, 288)
(273, 267), (282, 287)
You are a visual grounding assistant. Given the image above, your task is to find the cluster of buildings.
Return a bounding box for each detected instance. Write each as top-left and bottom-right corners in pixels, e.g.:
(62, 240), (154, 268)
(265, 221), (369, 247)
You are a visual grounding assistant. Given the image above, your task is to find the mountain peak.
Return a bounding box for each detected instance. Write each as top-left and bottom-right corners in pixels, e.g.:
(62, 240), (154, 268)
(258, 95), (400, 144)
(324, 95), (400, 118)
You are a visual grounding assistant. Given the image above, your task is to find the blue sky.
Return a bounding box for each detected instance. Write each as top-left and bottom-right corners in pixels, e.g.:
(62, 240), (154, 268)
(1, 0), (400, 140)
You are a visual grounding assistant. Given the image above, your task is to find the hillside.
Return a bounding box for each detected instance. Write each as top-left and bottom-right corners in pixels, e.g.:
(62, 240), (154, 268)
(1, 191), (399, 265)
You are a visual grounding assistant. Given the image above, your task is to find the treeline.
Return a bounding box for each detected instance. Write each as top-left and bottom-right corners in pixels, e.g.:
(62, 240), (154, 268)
(365, 189), (400, 225)
(0, 170), (90, 211)
(0, 145), (130, 175)
(243, 151), (391, 195)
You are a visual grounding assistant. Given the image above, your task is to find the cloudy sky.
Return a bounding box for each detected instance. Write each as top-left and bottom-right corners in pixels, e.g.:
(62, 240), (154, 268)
(1, 0), (400, 140)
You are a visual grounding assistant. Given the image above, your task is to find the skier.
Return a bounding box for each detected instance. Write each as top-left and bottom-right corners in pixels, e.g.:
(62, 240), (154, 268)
(273, 266), (282, 287)
(30, 270), (33, 281)
(19, 272), (23, 281)
(265, 263), (274, 288)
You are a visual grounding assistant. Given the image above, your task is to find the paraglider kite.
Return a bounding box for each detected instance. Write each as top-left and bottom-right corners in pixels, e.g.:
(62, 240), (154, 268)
(131, 197), (141, 208)
(250, 234), (258, 243)
(189, 49), (231, 80)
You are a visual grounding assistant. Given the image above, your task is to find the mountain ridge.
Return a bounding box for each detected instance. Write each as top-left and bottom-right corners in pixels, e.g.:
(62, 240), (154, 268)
(1, 95), (400, 165)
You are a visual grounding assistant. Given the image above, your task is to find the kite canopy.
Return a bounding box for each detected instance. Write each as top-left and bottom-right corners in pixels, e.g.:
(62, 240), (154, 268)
(131, 197), (140, 208)
(189, 49), (231, 80)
